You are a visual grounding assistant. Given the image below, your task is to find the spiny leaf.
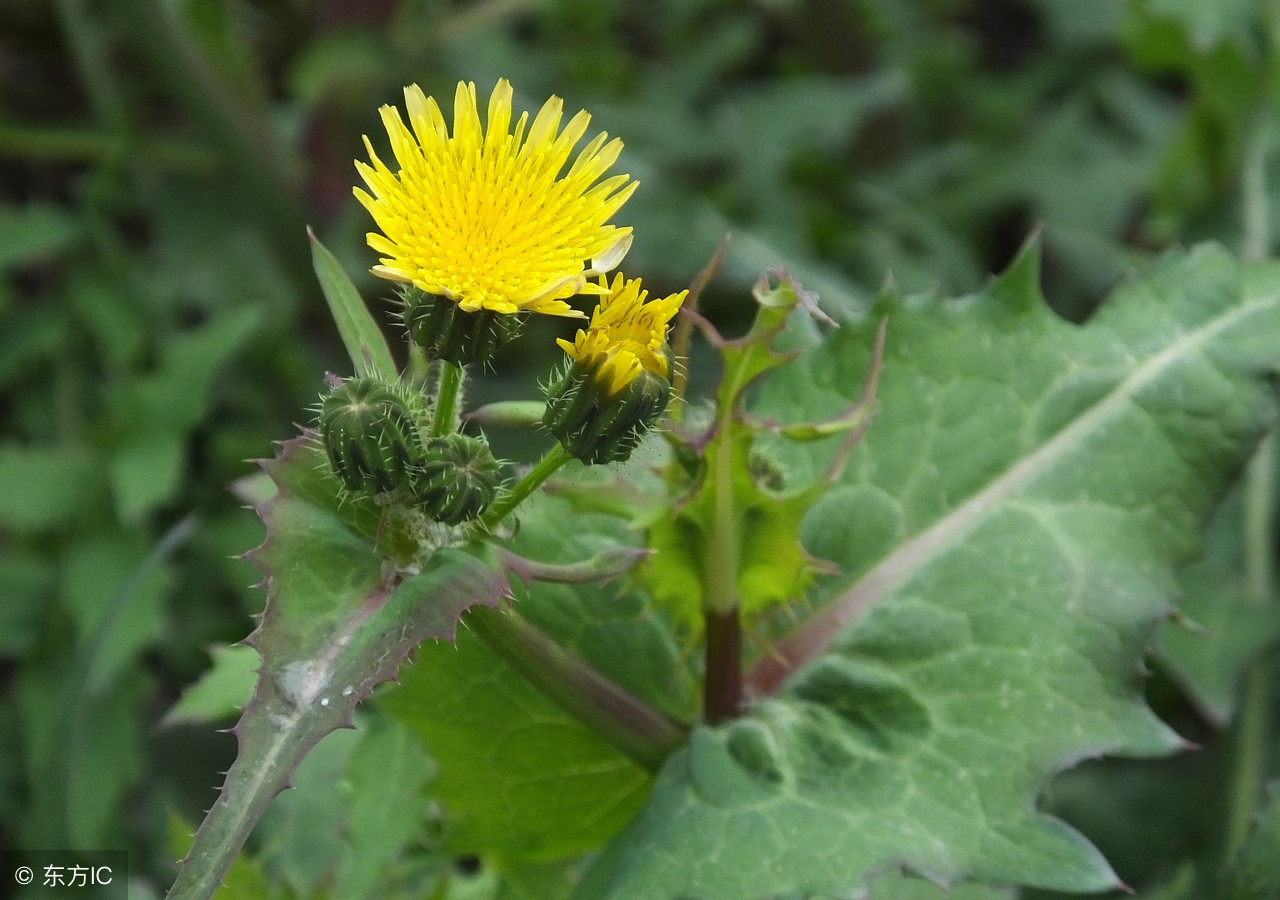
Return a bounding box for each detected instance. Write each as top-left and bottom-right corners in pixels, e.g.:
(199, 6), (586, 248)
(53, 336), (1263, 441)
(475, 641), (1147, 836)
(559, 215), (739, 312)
(583, 242), (1280, 898)
(167, 436), (509, 899)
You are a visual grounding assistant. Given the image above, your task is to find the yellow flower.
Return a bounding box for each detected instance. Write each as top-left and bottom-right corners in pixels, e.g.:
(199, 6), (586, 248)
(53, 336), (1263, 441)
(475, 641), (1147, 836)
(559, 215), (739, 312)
(354, 79), (637, 317)
(557, 273), (687, 398)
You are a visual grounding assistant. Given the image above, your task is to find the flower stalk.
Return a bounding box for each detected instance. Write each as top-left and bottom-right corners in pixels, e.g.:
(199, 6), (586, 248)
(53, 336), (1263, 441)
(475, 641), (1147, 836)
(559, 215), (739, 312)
(1226, 108), (1276, 861)
(431, 361), (463, 436)
(473, 443), (573, 533)
(465, 603), (686, 771)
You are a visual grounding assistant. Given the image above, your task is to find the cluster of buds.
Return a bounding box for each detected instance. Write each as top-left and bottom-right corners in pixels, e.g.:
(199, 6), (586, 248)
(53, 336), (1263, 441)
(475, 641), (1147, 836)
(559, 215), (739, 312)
(318, 376), (502, 525)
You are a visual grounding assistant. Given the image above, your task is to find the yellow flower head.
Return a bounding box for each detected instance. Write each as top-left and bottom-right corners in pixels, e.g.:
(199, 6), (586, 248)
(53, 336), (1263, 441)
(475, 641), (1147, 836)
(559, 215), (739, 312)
(557, 273), (687, 398)
(354, 79), (637, 317)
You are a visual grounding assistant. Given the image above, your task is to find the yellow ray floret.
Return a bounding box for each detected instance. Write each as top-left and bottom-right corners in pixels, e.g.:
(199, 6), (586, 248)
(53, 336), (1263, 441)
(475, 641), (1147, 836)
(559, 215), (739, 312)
(557, 274), (688, 398)
(354, 79), (638, 317)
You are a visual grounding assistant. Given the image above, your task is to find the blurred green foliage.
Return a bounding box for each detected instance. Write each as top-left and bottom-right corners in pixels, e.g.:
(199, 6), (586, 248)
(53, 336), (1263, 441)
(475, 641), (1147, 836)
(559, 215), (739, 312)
(2, 0), (1279, 897)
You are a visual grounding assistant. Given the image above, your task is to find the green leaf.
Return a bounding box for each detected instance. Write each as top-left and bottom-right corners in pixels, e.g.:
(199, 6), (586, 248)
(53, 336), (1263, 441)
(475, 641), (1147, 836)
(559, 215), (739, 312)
(585, 242), (1280, 898)
(309, 229), (397, 382)
(257, 728), (360, 896)
(107, 434), (186, 525)
(61, 531), (172, 693)
(386, 625), (652, 862)
(867, 869), (1014, 899)
(0, 444), (98, 533)
(381, 494), (695, 862)
(168, 436), (510, 898)
(106, 306), (259, 522)
(1156, 451), (1280, 724)
(1158, 556), (1280, 725)
(0, 550), (54, 658)
(1132, 0), (1255, 49)
(161, 645), (259, 727)
(646, 426), (821, 626)
(0, 202), (81, 270)
(336, 715), (435, 899)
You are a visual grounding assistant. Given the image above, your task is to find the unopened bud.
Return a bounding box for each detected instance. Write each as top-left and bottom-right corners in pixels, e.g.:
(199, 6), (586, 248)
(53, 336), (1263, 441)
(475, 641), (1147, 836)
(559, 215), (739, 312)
(319, 377), (424, 495)
(413, 433), (503, 524)
(543, 359), (671, 465)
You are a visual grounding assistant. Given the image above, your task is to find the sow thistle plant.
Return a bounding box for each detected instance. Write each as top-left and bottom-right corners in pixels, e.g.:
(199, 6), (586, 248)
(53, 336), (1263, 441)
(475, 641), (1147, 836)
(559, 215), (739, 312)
(167, 79), (1280, 900)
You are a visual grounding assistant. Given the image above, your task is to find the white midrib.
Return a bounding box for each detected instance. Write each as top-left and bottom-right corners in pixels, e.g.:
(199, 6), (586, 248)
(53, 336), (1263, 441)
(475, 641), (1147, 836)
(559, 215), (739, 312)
(752, 293), (1276, 689)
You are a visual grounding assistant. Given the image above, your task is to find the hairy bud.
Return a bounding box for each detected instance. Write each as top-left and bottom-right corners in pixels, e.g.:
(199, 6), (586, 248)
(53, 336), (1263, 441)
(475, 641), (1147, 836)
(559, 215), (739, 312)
(543, 359), (671, 465)
(400, 287), (524, 367)
(413, 433), (503, 524)
(318, 377), (424, 495)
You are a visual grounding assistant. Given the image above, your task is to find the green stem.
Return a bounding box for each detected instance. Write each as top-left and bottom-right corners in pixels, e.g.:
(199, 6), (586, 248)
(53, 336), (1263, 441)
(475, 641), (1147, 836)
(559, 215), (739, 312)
(474, 443), (573, 533)
(1225, 112), (1275, 862)
(1227, 433), (1274, 860)
(465, 604), (686, 772)
(432, 362), (464, 436)
(701, 410), (743, 720)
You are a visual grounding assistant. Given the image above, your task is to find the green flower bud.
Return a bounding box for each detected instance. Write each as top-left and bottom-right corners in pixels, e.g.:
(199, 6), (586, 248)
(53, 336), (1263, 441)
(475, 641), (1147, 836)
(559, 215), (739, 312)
(543, 359), (672, 465)
(413, 433), (503, 525)
(319, 377), (424, 495)
(543, 273), (684, 465)
(400, 287), (524, 367)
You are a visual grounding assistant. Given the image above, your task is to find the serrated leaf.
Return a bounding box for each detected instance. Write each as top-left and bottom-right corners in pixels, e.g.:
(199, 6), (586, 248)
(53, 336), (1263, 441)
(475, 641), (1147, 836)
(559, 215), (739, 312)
(169, 436), (509, 897)
(585, 242), (1280, 898)
(309, 229), (397, 381)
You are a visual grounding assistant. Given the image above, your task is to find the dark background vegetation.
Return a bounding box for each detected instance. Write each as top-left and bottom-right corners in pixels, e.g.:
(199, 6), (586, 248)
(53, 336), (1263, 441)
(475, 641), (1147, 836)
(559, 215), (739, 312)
(1, 0), (1275, 896)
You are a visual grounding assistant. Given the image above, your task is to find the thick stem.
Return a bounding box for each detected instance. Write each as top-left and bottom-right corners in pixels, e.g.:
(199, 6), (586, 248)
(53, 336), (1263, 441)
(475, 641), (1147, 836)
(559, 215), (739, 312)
(699, 409), (746, 723)
(704, 608), (743, 725)
(474, 443), (572, 533)
(431, 362), (464, 437)
(465, 604), (686, 772)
